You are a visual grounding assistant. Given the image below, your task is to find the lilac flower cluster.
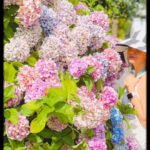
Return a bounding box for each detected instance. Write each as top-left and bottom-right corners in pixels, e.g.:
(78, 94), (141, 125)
(5, 114), (30, 141)
(111, 127), (124, 144)
(99, 86), (118, 109)
(55, 0), (77, 26)
(47, 115), (67, 132)
(110, 107), (123, 126)
(68, 59), (88, 78)
(4, 36), (30, 62)
(90, 11), (109, 32)
(88, 23), (106, 50)
(17, 0), (42, 27)
(126, 137), (138, 150)
(17, 59), (60, 102)
(68, 55), (106, 82)
(88, 137), (107, 150)
(94, 124), (105, 139)
(73, 86), (109, 129)
(69, 24), (91, 55)
(14, 25), (42, 48)
(39, 5), (58, 36)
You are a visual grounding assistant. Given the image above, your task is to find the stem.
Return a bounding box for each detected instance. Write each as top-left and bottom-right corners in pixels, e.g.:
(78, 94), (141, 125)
(68, 124), (81, 135)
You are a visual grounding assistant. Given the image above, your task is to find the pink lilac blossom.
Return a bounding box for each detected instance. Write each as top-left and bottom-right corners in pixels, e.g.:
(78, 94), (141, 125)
(14, 25), (42, 48)
(47, 115), (67, 132)
(90, 11), (109, 32)
(5, 114), (30, 141)
(17, 0), (41, 27)
(55, 0), (77, 26)
(68, 59), (88, 78)
(73, 86), (104, 129)
(17, 65), (39, 91)
(99, 86), (118, 109)
(103, 49), (122, 74)
(4, 36), (30, 62)
(34, 59), (60, 86)
(126, 137), (138, 150)
(88, 137), (107, 150)
(24, 78), (51, 102)
(69, 24), (90, 55)
(83, 56), (105, 81)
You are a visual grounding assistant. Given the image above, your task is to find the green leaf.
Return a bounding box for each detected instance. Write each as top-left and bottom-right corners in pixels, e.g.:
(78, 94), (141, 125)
(8, 139), (25, 150)
(118, 86), (125, 100)
(62, 79), (77, 99)
(25, 56), (37, 66)
(19, 106), (34, 117)
(102, 42), (110, 49)
(44, 88), (67, 107)
(106, 130), (112, 140)
(12, 61), (23, 70)
(82, 75), (94, 91)
(4, 62), (17, 83)
(38, 128), (55, 139)
(96, 78), (104, 92)
(94, 4), (104, 11)
(4, 85), (16, 102)
(4, 108), (18, 125)
(55, 104), (75, 124)
(27, 134), (43, 143)
(81, 129), (94, 138)
(30, 106), (54, 133)
(21, 100), (44, 111)
(4, 143), (11, 150)
(87, 66), (95, 74)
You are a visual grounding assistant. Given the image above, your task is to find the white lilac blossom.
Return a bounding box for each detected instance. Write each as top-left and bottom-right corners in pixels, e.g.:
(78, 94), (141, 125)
(69, 24), (90, 55)
(88, 23), (106, 50)
(39, 35), (62, 61)
(54, 0), (77, 26)
(14, 25), (42, 48)
(5, 114), (30, 141)
(4, 36), (30, 62)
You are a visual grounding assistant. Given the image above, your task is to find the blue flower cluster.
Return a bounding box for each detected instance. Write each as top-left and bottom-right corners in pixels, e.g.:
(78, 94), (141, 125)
(110, 107), (123, 126)
(39, 5), (59, 36)
(112, 127), (124, 145)
(110, 107), (125, 145)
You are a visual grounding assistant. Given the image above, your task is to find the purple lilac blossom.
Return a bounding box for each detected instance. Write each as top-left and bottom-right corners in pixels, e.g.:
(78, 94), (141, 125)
(100, 86), (118, 109)
(68, 59), (88, 78)
(5, 114), (30, 141)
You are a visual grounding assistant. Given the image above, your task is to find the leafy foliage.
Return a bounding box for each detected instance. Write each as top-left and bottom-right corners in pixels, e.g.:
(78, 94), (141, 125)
(4, 5), (19, 44)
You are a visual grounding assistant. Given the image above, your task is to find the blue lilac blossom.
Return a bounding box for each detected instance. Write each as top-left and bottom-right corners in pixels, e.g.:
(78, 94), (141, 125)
(39, 5), (59, 36)
(111, 127), (124, 144)
(110, 107), (123, 126)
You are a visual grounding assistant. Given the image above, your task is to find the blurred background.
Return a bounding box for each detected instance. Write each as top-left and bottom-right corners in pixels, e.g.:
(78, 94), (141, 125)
(69, 0), (146, 39)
